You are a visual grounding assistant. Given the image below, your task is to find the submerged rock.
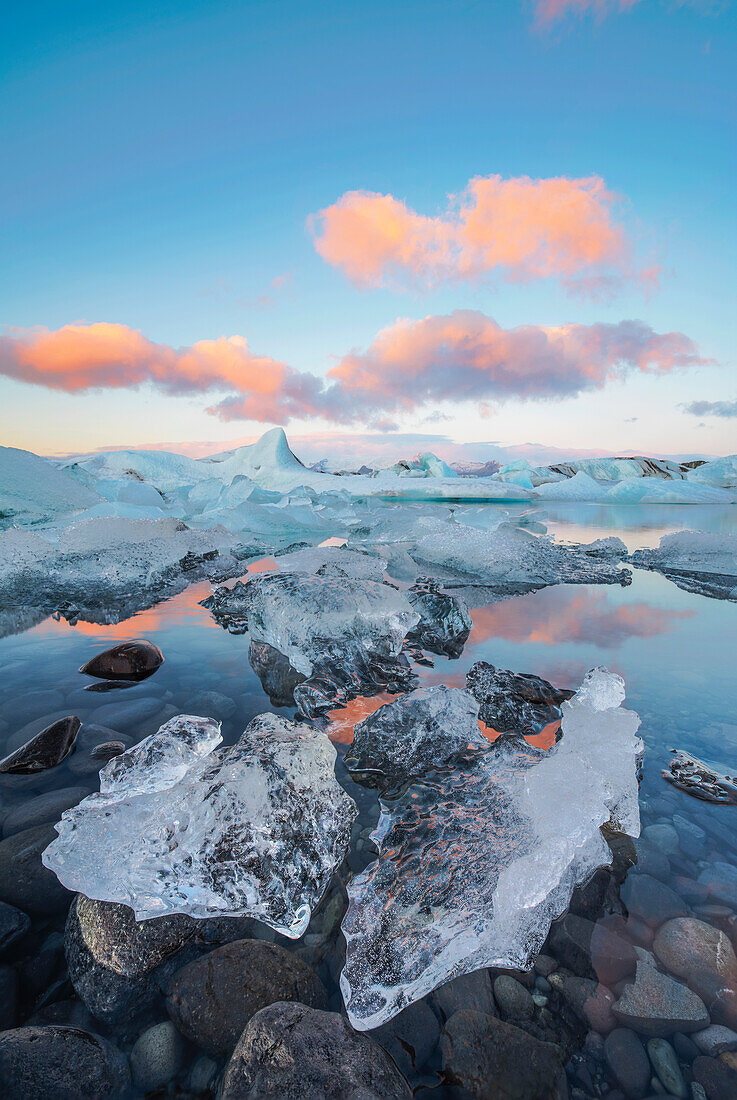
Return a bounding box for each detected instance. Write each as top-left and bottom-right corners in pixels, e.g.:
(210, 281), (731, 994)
(440, 1009), (564, 1100)
(0, 900), (30, 956)
(653, 917), (737, 1028)
(166, 938), (328, 1055)
(612, 957), (710, 1035)
(0, 1025), (131, 1099)
(663, 750), (737, 804)
(344, 685), (487, 787)
(0, 715), (80, 774)
(0, 824), (72, 915)
(466, 662), (573, 733)
(340, 668), (643, 1029)
(79, 639), (164, 681)
(130, 1021), (186, 1092)
(220, 1001), (412, 1099)
(43, 713), (356, 936)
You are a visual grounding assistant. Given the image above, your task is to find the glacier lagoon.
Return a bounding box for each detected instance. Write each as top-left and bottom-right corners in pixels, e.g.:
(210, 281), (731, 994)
(1, 490), (736, 1095)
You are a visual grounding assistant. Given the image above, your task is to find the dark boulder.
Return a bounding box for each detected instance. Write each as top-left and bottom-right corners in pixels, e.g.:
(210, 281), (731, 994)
(79, 639), (163, 681)
(0, 716), (80, 774)
(0, 1025), (131, 1099)
(220, 1001), (412, 1098)
(0, 824), (72, 914)
(166, 938), (328, 1056)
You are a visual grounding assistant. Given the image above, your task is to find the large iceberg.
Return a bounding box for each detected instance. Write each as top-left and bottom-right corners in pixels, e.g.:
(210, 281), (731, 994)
(687, 454), (737, 489)
(1, 446), (102, 525)
(43, 713), (357, 935)
(340, 669), (643, 1029)
(630, 530), (737, 600)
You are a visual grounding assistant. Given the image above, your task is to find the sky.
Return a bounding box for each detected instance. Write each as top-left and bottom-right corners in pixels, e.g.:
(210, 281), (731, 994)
(1, 0), (735, 463)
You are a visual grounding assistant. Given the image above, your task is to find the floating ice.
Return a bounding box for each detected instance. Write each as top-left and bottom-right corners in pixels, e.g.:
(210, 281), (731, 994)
(43, 713), (357, 935)
(604, 478), (734, 505)
(630, 530), (737, 601)
(340, 667), (643, 1029)
(384, 452), (458, 479)
(344, 686), (487, 787)
(663, 750), (737, 804)
(408, 518), (630, 594)
(274, 545), (388, 583)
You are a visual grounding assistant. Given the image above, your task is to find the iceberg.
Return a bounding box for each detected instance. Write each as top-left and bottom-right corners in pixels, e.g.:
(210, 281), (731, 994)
(408, 518), (631, 595)
(630, 531), (737, 600)
(687, 454), (737, 489)
(340, 668), (643, 1029)
(384, 452), (458, 479)
(604, 478), (735, 505)
(1, 446), (102, 525)
(42, 713), (357, 935)
(59, 448), (212, 493)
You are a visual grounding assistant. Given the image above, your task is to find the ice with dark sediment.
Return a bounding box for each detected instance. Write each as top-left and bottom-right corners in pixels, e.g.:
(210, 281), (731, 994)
(42, 713), (356, 936)
(663, 749), (737, 804)
(466, 662), (574, 734)
(340, 668), (643, 1030)
(406, 583), (472, 657)
(630, 530), (737, 601)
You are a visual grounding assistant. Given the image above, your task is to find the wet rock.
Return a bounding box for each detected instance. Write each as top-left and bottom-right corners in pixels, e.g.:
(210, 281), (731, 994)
(220, 1001), (412, 1098)
(166, 938), (328, 1056)
(494, 974), (536, 1019)
(621, 874), (690, 927)
(647, 1037), (686, 1098)
(0, 716), (80, 774)
(372, 998), (440, 1077)
(550, 913), (636, 985)
(692, 1054), (737, 1100)
(604, 1028), (651, 1099)
(535, 954), (558, 978)
(130, 1020), (187, 1092)
(0, 899), (30, 956)
(693, 1026), (737, 1056)
(79, 640), (164, 681)
(633, 838), (672, 882)
(2, 786), (89, 837)
(673, 815), (706, 860)
(0, 1025), (131, 1099)
(549, 973), (617, 1033)
(0, 965), (18, 1029)
(653, 918), (737, 1028)
(187, 1053), (218, 1094)
(89, 741), (126, 762)
(440, 1008), (565, 1099)
(0, 824), (72, 914)
(643, 823), (680, 855)
(612, 958), (710, 1036)
(7, 689), (65, 726)
(65, 894), (197, 1027)
(189, 689), (236, 719)
(466, 661), (573, 733)
(672, 1031), (699, 1061)
(432, 968), (497, 1020)
(87, 695), (163, 730)
(697, 863), (737, 909)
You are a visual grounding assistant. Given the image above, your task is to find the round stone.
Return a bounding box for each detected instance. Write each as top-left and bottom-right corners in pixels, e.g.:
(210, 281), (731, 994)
(130, 1021), (186, 1091)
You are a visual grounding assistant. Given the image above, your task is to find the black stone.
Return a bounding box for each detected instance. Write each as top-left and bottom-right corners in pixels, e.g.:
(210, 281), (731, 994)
(0, 715), (80, 774)
(0, 899), (31, 956)
(79, 639), (163, 681)
(0, 1025), (131, 1099)
(0, 824), (72, 915)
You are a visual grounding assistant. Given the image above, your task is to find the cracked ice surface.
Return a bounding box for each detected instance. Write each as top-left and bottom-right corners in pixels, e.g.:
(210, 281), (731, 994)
(340, 668), (643, 1029)
(42, 713), (357, 936)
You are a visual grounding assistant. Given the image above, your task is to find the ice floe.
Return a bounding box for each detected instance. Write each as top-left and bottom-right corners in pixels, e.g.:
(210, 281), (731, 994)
(630, 530), (737, 600)
(340, 668), (643, 1029)
(42, 713), (357, 935)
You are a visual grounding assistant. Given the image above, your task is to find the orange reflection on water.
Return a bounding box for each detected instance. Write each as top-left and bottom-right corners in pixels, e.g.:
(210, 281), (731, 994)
(480, 717), (560, 751)
(324, 692), (399, 745)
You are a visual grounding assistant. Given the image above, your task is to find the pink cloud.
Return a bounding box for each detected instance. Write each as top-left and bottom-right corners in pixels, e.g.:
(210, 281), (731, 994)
(309, 174), (651, 294)
(533, 0), (643, 25)
(324, 310), (707, 421)
(0, 322), (325, 424)
(1, 312), (708, 427)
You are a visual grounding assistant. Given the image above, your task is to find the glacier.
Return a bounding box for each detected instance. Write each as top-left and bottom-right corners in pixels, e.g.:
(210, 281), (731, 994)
(42, 713), (357, 935)
(340, 669), (643, 1029)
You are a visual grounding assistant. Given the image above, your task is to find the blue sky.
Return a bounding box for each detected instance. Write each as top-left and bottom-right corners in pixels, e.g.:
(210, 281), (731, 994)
(1, 0), (735, 459)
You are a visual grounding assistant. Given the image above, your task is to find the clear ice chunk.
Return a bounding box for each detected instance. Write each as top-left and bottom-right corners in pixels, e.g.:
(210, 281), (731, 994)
(344, 686), (487, 786)
(630, 531), (737, 601)
(340, 668), (643, 1029)
(42, 713), (357, 935)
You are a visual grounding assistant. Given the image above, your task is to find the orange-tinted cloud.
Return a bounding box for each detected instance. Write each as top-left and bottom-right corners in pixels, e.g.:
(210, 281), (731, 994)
(1, 312), (707, 426)
(533, 0), (642, 24)
(324, 310), (707, 421)
(0, 322), (325, 424)
(310, 174), (652, 295)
